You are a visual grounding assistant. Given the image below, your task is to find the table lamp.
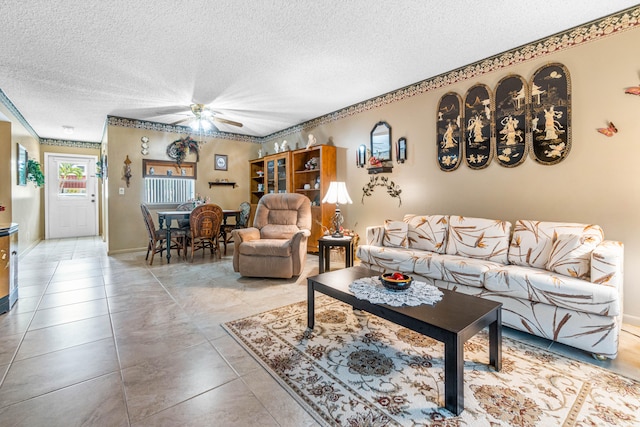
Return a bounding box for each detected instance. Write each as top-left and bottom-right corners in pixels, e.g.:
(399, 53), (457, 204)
(322, 181), (353, 237)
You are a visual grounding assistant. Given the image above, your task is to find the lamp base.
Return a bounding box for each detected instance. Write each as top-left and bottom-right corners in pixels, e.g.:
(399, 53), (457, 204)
(331, 231), (344, 238)
(330, 208), (344, 239)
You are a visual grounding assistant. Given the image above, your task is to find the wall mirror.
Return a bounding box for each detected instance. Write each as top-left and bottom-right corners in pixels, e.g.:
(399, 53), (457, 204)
(370, 121), (391, 161)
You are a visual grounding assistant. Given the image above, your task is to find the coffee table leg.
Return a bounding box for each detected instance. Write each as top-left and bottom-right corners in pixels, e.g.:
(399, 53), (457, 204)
(489, 309), (502, 371)
(444, 335), (464, 415)
(324, 246), (330, 273)
(318, 243), (325, 274)
(307, 279), (315, 333)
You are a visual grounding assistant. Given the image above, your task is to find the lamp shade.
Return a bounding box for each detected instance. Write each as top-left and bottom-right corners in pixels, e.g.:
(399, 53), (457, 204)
(322, 182), (353, 205)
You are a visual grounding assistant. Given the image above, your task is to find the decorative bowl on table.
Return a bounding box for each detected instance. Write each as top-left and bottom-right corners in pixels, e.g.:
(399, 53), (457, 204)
(379, 272), (413, 291)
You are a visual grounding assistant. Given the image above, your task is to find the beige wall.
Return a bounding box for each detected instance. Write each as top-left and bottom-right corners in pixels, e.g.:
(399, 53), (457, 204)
(260, 27), (640, 325)
(105, 125), (257, 253)
(0, 107), (42, 255)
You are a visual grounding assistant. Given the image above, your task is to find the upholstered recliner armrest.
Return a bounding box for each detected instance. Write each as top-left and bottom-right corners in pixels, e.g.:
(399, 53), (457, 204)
(591, 240), (624, 292)
(290, 229), (311, 275)
(234, 227), (260, 242)
(366, 225), (385, 246)
(232, 228), (261, 271)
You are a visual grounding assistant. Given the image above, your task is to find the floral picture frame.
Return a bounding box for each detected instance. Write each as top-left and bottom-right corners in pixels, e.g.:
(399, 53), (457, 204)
(215, 154), (228, 171)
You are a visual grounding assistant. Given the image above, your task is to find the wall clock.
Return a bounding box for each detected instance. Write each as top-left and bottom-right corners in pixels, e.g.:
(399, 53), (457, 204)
(215, 154), (228, 171)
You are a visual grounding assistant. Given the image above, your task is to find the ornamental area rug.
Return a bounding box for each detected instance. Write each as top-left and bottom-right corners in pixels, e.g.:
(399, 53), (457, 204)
(223, 296), (640, 426)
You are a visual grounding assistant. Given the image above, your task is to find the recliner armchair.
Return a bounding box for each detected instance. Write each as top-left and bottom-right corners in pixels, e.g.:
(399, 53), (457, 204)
(232, 193), (311, 278)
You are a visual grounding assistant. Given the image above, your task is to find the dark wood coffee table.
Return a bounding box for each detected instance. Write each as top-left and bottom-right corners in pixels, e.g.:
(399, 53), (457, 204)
(307, 266), (502, 415)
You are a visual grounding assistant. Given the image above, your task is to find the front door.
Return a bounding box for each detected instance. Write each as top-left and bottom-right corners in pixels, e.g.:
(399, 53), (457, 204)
(45, 154), (98, 239)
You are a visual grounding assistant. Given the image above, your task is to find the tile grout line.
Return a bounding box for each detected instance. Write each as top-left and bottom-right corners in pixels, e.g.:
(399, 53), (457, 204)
(0, 261), (59, 395)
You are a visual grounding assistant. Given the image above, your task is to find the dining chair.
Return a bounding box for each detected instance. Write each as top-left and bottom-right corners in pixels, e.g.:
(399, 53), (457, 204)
(140, 204), (187, 265)
(187, 203), (223, 261)
(222, 201), (251, 254)
(176, 202), (192, 229)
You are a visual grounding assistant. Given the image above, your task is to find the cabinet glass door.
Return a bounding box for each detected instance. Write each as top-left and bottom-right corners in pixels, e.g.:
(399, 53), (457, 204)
(267, 159), (275, 194)
(277, 158), (287, 193)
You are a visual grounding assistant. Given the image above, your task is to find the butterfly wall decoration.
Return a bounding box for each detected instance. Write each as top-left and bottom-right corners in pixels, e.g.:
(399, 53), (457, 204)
(597, 122), (618, 137)
(624, 85), (640, 96)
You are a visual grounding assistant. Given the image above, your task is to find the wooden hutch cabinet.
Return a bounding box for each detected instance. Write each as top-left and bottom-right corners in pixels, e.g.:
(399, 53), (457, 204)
(248, 145), (336, 253)
(292, 145), (336, 253)
(248, 151), (292, 223)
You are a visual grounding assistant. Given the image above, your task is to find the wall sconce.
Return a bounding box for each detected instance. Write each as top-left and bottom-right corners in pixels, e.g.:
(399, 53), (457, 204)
(356, 144), (367, 168)
(123, 155), (132, 188)
(397, 137), (407, 163)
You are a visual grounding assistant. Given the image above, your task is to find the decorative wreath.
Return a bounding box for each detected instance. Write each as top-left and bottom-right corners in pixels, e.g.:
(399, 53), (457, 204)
(361, 175), (402, 207)
(167, 136), (200, 164)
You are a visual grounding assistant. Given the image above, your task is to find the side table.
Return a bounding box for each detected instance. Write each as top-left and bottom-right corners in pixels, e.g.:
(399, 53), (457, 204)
(318, 236), (354, 274)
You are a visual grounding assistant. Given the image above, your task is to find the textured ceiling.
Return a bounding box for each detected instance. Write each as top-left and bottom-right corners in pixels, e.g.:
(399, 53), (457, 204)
(0, 1), (637, 142)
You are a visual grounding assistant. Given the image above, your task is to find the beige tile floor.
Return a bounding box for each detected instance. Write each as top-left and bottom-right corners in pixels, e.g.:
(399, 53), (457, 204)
(0, 237), (638, 426)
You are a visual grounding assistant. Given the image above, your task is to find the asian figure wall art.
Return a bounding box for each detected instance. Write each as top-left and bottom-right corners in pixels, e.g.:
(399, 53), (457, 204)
(530, 63), (571, 165)
(463, 84), (493, 169)
(494, 75), (528, 167)
(436, 92), (463, 171)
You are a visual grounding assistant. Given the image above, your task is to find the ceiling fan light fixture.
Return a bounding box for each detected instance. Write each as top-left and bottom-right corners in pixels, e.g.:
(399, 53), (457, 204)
(190, 118), (213, 131)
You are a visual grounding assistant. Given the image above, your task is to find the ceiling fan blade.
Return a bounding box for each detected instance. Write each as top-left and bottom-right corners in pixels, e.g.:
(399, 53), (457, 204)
(170, 117), (192, 126)
(212, 116), (243, 127)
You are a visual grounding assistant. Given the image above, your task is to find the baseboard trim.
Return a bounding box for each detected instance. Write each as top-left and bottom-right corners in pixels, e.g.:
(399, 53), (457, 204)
(107, 247), (147, 256)
(623, 313), (640, 327)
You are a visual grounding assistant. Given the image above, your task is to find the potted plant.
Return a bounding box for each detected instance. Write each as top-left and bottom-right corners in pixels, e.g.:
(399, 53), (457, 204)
(27, 159), (45, 188)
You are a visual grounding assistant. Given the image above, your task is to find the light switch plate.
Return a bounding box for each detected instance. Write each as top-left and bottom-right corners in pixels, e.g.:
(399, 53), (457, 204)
(119, 188), (125, 195)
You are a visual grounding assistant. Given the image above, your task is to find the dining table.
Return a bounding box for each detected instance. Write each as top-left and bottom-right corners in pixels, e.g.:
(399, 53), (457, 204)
(157, 208), (241, 263)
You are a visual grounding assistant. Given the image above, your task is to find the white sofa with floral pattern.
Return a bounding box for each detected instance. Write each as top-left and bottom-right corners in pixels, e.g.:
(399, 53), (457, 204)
(356, 215), (624, 359)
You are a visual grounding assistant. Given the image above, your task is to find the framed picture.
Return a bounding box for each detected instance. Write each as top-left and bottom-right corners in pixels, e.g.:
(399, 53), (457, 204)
(397, 137), (407, 163)
(215, 154), (228, 171)
(494, 74), (528, 167)
(530, 63), (571, 165)
(17, 143), (27, 186)
(463, 83), (493, 170)
(436, 92), (462, 171)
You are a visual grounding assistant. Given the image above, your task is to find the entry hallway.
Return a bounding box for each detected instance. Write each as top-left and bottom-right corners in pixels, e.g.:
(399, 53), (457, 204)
(0, 237), (638, 425)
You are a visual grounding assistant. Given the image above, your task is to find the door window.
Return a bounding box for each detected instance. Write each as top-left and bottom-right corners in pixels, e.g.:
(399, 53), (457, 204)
(58, 162), (87, 196)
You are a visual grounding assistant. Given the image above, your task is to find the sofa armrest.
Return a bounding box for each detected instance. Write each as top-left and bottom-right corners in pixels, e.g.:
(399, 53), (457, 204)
(591, 240), (624, 291)
(366, 225), (385, 246)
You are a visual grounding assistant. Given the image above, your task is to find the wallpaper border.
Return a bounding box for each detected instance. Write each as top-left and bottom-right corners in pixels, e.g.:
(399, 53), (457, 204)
(2, 7), (639, 148)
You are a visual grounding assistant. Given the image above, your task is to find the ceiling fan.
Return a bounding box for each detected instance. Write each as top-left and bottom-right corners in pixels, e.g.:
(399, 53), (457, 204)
(171, 104), (243, 131)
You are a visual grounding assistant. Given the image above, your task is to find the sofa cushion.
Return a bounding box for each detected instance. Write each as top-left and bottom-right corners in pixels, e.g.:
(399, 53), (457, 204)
(546, 234), (599, 280)
(484, 264), (620, 316)
(413, 250), (445, 280)
(356, 244), (416, 272)
(403, 214), (448, 253)
(383, 220), (408, 248)
(445, 216), (512, 263)
(440, 255), (503, 288)
(238, 239), (292, 257)
(508, 220), (604, 270)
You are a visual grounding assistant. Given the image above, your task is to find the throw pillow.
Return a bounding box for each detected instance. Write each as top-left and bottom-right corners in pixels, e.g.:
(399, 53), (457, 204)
(546, 233), (599, 280)
(383, 220), (408, 248)
(403, 214), (448, 253)
(445, 216), (512, 263)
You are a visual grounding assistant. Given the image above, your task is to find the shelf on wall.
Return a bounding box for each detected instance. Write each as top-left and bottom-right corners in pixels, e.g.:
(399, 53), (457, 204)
(208, 182), (237, 188)
(367, 166), (393, 174)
